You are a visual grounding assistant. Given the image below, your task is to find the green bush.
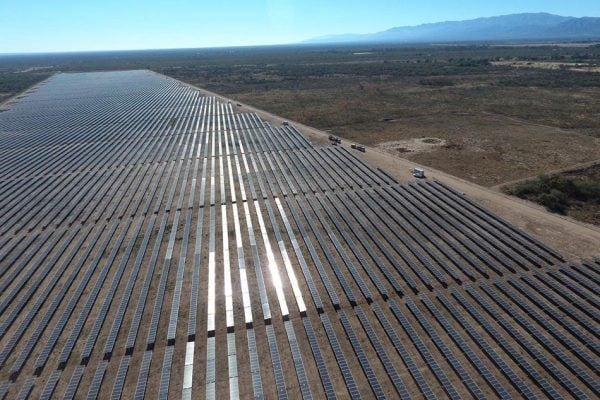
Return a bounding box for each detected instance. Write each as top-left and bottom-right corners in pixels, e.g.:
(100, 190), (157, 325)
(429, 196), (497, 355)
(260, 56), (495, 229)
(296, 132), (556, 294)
(507, 171), (600, 215)
(538, 189), (568, 213)
(419, 78), (455, 87)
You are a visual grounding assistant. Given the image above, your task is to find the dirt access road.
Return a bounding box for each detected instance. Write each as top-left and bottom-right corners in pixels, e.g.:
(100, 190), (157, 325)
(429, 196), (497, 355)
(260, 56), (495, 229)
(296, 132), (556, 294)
(170, 73), (600, 260)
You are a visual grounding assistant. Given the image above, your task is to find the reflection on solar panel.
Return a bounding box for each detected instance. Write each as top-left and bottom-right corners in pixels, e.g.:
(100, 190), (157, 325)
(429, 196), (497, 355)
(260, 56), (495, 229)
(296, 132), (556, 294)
(1, 70), (596, 399)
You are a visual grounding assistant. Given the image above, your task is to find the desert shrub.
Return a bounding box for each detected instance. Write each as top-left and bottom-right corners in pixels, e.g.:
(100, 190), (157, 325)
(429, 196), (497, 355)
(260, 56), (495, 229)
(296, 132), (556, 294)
(538, 189), (569, 213)
(419, 78), (454, 87)
(507, 172), (600, 215)
(0, 72), (51, 93)
(498, 69), (600, 88)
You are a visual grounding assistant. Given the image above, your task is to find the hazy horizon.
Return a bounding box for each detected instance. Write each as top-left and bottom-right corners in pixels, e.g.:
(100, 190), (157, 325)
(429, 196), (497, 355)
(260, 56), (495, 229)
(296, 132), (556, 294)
(1, 0), (599, 54)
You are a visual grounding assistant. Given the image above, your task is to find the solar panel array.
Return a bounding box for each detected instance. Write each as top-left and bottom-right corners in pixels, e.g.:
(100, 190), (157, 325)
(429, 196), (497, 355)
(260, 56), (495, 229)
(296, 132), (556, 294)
(0, 70), (598, 399)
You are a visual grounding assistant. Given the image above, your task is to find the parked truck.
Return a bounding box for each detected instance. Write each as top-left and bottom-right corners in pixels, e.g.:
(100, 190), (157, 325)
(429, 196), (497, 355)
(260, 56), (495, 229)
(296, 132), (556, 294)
(328, 134), (341, 144)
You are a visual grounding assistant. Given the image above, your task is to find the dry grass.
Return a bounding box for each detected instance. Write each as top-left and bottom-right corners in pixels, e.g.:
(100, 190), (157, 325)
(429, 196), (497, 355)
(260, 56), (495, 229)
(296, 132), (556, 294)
(228, 81), (600, 187)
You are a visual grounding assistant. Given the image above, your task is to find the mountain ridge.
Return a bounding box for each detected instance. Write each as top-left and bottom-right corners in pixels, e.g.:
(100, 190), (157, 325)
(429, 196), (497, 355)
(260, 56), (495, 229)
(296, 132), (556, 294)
(304, 13), (600, 44)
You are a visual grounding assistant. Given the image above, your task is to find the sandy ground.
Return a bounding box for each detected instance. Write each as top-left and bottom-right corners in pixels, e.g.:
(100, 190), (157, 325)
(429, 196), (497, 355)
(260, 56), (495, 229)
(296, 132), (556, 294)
(375, 137), (447, 154)
(337, 113), (600, 187)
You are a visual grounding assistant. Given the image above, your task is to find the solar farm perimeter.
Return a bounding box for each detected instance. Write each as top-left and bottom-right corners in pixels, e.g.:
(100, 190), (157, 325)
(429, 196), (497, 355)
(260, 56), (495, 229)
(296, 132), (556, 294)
(0, 70), (598, 399)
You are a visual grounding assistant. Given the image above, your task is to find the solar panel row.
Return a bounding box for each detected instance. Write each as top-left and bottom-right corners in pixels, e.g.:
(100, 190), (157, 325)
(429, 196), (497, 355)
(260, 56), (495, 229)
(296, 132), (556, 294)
(1, 70), (596, 400)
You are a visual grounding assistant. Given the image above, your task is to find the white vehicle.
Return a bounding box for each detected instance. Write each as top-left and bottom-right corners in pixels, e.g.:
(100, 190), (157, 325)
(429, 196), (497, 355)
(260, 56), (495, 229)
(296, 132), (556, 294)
(413, 168), (425, 179)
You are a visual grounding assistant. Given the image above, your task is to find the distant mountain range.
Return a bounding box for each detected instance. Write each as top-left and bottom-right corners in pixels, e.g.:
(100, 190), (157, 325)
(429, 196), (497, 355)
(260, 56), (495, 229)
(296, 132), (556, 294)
(304, 13), (600, 44)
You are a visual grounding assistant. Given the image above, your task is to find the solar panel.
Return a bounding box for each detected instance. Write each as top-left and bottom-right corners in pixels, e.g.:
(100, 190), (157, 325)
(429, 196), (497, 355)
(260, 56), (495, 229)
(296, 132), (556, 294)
(159, 346), (174, 400)
(334, 147), (383, 186)
(301, 150), (336, 191)
(572, 262), (600, 285)
(23, 222), (117, 375)
(126, 213), (168, 353)
(284, 320), (313, 399)
(205, 336), (216, 399)
(321, 148), (363, 189)
(227, 332), (239, 399)
(167, 210), (193, 343)
(285, 197), (340, 308)
(412, 183), (533, 270)
(292, 149), (328, 192)
(111, 356), (130, 400)
(0, 227), (68, 309)
(266, 324), (288, 399)
(392, 185), (504, 276)
(87, 360), (108, 399)
(479, 284), (591, 397)
(510, 275), (600, 356)
(389, 300), (462, 400)
(39, 371), (61, 400)
(370, 303), (436, 399)
(349, 190), (430, 291)
(405, 298), (485, 399)
(4, 67), (599, 400)
(0, 225), (90, 344)
(326, 193), (402, 295)
(431, 181), (562, 261)
(555, 268), (599, 305)
(377, 186), (485, 279)
(306, 195), (373, 302)
(420, 295), (511, 399)
(295, 196), (357, 305)
(64, 365), (85, 400)
(135, 350), (153, 400)
(301, 317), (336, 399)
(286, 151), (319, 193)
(264, 198), (306, 313)
(452, 289), (562, 399)
(354, 306), (411, 399)
(495, 279), (599, 392)
(536, 272), (600, 322)
(246, 328), (264, 398)
(320, 314), (360, 399)
(15, 376), (34, 400)
(314, 193), (388, 298)
(363, 188), (467, 283)
(405, 184), (515, 274)
(240, 201), (271, 320)
(338, 310), (386, 399)
(275, 197), (323, 311)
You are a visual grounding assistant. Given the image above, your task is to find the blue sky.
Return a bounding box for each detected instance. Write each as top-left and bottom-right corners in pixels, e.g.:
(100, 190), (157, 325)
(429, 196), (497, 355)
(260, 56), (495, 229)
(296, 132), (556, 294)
(0, 0), (598, 53)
